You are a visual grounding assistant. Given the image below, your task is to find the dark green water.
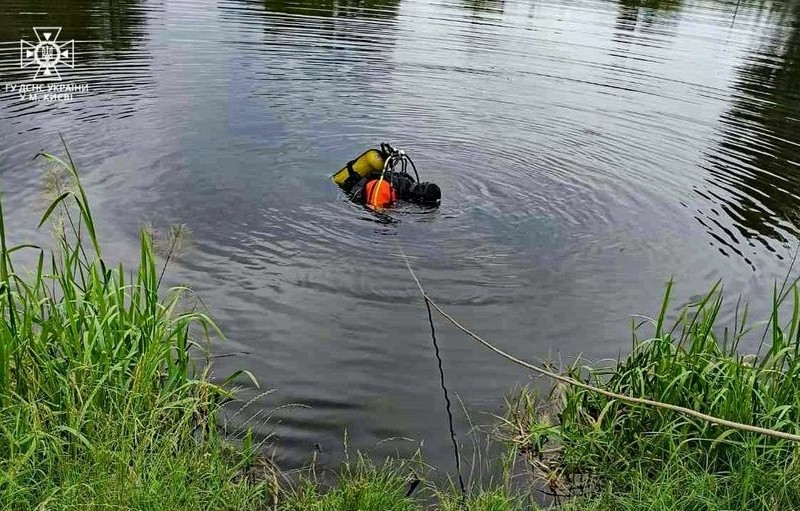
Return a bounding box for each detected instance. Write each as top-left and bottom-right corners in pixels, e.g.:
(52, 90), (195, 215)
(1, 0), (799, 471)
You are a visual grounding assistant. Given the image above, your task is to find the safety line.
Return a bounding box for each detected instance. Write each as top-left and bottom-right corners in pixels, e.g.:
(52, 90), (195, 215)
(398, 244), (467, 496)
(398, 249), (800, 445)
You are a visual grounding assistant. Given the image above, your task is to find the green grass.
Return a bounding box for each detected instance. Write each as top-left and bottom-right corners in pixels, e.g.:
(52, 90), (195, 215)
(558, 458), (800, 511)
(277, 454), (529, 511)
(504, 278), (800, 510)
(0, 146), (269, 509)
(279, 455), (421, 511)
(436, 486), (527, 511)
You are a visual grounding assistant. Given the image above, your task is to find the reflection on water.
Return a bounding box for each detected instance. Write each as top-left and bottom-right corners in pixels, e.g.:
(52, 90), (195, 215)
(698, 3), (800, 259)
(614, 0), (682, 37)
(2, 0), (800, 474)
(260, 0), (400, 17)
(0, 0), (146, 48)
(619, 0), (682, 14)
(462, 0), (505, 17)
(0, 0), (149, 78)
(0, 0), (153, 148)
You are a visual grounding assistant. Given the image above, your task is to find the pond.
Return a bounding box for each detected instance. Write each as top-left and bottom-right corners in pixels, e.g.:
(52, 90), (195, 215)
(1, 0), (799, 473)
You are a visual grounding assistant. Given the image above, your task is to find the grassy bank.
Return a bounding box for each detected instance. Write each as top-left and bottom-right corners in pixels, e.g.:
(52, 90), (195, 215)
(0, 150), (270, 509)
(3, 148), (800, 510)
(502, 279), (800, 510)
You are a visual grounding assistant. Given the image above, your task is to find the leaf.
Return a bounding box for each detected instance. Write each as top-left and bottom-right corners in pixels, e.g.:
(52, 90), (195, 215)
(38, 192), (72, 228)
(220, 369), (260, 389)
(7, 244), (42, 255)
(53, 425), (94, 452)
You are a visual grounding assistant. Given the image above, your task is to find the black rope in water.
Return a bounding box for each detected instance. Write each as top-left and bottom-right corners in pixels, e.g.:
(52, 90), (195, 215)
(398, 243), (466, 497)
(424, 295), (466, 496)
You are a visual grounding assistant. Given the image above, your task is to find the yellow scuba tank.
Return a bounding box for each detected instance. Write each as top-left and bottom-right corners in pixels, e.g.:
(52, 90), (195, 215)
(331, 148), (386, 189)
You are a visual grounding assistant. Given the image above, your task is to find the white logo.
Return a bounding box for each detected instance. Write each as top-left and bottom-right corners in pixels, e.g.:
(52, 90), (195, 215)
(20, 27), (74, 81)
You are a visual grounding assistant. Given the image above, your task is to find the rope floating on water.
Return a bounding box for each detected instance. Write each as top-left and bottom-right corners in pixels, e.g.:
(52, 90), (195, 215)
(398, 247), (800, 445)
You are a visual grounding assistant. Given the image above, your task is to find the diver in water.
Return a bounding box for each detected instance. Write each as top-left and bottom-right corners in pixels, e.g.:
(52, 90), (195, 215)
(332, 144), (441, 209)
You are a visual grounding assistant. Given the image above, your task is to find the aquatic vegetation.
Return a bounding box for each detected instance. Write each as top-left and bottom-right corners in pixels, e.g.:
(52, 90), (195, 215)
(0, 147), (269, 509)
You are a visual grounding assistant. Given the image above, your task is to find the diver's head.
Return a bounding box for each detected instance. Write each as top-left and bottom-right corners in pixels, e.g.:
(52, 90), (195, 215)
(409, 182), (441, 206)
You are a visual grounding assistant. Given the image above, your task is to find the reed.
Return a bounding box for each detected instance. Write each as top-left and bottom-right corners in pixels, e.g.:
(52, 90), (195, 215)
(0, 145), (268, 509)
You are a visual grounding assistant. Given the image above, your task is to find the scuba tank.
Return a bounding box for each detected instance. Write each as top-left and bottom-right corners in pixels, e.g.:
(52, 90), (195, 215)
(330, 143), (394, 190)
